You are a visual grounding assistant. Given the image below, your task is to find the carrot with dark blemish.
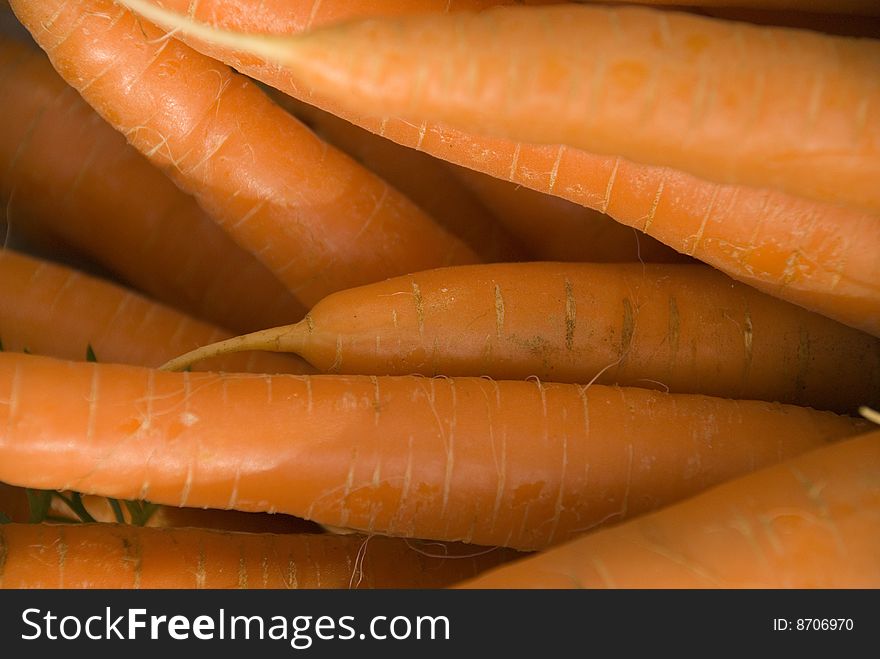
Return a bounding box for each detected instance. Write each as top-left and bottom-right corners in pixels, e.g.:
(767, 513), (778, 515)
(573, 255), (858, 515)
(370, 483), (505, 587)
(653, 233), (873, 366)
(0, 352), (866, 550)
(160, 263), (880, 414)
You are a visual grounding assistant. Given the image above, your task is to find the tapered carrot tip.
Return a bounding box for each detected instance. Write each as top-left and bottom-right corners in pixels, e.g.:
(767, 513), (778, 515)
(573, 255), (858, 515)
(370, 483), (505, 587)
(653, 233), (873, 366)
(861, 407), (880, 425)
(160, 323), (306, 371)
(115, 0), (300, 65)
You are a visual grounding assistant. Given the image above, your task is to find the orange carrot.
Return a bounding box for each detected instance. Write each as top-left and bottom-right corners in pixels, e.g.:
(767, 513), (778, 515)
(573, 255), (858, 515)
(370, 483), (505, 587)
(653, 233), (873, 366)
(8, 0), (479, 308)
(686, 6), (880, 38)
(0, 481), (321, 534)
(449, 166), (685, 263)
(0, 248), (310, 374)
(159, 263), (880, 415)
(0, 352), (866, 550)
(586, 1), (880, 17)
(114, 0), (880, 337)
(0, 523), (518, 588)
(120, 3), (880, 216)
(0, 39), (304, 334)
(275, 95), (526, 263)
(458, 431), (880, 588)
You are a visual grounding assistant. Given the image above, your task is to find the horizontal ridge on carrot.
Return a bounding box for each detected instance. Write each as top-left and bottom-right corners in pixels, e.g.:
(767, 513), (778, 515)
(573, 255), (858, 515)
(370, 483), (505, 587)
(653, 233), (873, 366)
(160, 263), (880, 414)
(458, 431), (880, 588)
(0, 523), (518, 588)
(0, 353), (867, 550)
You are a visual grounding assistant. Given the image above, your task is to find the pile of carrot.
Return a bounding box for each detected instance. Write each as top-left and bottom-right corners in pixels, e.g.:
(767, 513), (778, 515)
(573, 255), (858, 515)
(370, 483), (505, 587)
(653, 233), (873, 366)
(0, 0), (877, 589)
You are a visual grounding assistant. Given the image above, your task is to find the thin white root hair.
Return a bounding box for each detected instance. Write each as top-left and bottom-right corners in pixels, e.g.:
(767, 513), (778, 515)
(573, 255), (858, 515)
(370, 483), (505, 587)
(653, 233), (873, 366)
(859, 406), (880, 425)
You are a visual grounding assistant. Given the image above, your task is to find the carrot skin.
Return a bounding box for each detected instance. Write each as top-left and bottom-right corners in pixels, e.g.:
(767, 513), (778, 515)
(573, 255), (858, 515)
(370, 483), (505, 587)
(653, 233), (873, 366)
(585, 1), (880, 18)
(270, 5), (880, 215)
(168, 263), (880, 414)
(0, 40), (305, 334)
(0, 248), (311, 374)
(458, 431), (880, 588)
(9, 0), (479, 308)
(0, 523), (518, 588)
(274, 94), (527, 264)
(0, 353), (866, 550)
(0, 482), (321, 534)
(448, 165), (684, 263)
(119, 0), (880, 336)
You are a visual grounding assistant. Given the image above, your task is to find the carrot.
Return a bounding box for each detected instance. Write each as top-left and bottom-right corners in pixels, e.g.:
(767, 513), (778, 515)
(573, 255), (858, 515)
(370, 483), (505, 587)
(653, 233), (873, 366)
(585, 1), (880, 17)
(0, 523), (518, 588)
(274, 95), (526, 264)
(8, 0), (479, 309)
(686, 6), (880, 38)
(457, 430), (880, 588)
(0, 40), (304, 334)
(0, 248), (311, 374)
(118, 3), (880, 216)
(0, 481), (322, 534)
(114, 0), (880, 337)
(0, 352), (867, 550)
(449, 166), (686, 263)
(159, 262), (880, 415)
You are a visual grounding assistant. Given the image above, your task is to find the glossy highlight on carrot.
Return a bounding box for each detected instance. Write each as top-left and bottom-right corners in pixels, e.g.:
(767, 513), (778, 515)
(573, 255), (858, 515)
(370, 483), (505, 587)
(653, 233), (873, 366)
(0, 353), (866, 550)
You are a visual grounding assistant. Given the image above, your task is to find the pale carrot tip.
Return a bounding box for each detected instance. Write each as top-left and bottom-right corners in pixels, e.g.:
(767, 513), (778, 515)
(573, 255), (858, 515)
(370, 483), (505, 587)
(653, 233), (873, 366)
(116, 0), (300, 66)
(159, 324), (305, 371)
(859, 406), (880, 425)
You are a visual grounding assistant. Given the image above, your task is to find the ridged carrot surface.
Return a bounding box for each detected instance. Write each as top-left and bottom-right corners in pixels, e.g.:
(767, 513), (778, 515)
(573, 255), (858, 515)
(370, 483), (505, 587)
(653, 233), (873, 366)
(0, 39), (304, 334)
(0, 249), (309, 374)
(458, 431), (880, 588)
(0, 482), (320, 534)
(125, 0), (880, 336)
(253, 5), (880, 216)
(162, 263), (880, 414)
(8, 0), (479, 308)
(275, 94), (526, 264)
(0, 523), (518, 588)
(0, 353), (866, 550)
(590, 1), (880, 17)
(449, 165), (683, 263)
